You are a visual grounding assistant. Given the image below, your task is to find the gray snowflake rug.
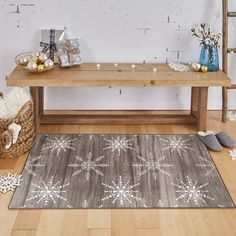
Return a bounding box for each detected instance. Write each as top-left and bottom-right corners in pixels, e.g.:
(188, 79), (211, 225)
(9, 134), (235, 209)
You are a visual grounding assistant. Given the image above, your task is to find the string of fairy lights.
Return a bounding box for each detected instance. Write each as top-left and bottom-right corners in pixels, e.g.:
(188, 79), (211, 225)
(95, 63), (189, 73)
(96, 63), (161, 72)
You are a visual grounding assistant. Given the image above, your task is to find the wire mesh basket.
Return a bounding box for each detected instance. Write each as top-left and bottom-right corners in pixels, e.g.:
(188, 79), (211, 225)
(14, 52), (59, 73)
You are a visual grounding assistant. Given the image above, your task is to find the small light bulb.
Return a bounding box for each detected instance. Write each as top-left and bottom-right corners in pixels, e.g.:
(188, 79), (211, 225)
(131, 64), (136, 69)
(153, 68), (157, 72)
(114, 63), (118, 67)
(96, 64), (101, 68)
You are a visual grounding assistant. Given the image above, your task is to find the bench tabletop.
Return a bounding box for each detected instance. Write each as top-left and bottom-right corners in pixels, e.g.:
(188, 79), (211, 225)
(7, 63), (231, 87)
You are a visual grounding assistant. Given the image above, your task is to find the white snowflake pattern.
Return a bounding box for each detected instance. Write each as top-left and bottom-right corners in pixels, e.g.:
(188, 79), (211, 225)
(102, 176), (141, 206)
(26, 177), (69, 206)
(133, 152), (173, 180)
(158, 199), (164, 207)
(103, 136), (135, 156)
(229, 149), (236, 160)
(42, 136), (77, 156)
(0, 173), (22, 194)
(82, 200), (88, 208)
(171, 176), (214, 206)
(160, 136), (194, 156)
(25, 156), (45, 176)
(196, 156), (216, 176)
(68, 152), (109, 180)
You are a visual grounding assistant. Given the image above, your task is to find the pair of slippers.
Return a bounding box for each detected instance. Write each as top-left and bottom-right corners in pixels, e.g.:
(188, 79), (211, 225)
(197, 131), (236, 152)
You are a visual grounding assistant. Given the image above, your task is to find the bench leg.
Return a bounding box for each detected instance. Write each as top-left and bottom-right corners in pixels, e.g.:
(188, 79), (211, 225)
(222, 87), (228, 123)
(30, 87), (43, 132)
(38, 87), (44, 117)
(191, 87), (200, 119)
(197, 87), (208, 131)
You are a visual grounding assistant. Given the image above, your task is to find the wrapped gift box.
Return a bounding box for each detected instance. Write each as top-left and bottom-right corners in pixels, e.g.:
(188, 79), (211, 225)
(40, 29), (66, 61)
(58, 38), (82, 67)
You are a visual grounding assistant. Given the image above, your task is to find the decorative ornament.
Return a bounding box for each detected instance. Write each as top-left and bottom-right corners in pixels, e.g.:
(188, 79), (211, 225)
(26, 61), (37, 71)
(201, 65), (208, 73)
(2, 122), (22, 149)
(31, 56), (38, 62)
(169, 63), (190, 72)
(38, 53), (48, 63)
(44, 59), (54, 68)
(32, 51), (40, 57)
(18, 57), (28, 66)
(38, 65), (45, 72)
(229, 149), (236, 160)
(190, 63), (201, 72)
(8, 122), (21, 145)
(2, 129), (12, 150)
(0, 173), (22, 194)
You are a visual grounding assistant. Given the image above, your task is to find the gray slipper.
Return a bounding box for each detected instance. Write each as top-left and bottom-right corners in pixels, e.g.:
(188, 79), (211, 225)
(215, 132), (236, 148)
(197, 132), (222, 152)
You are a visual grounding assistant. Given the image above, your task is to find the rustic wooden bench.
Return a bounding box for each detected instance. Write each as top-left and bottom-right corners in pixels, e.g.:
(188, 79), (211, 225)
(7, 63), (231, 131)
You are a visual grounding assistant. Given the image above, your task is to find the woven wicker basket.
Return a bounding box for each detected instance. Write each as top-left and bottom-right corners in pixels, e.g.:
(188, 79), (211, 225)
(0, 92), (36, 158)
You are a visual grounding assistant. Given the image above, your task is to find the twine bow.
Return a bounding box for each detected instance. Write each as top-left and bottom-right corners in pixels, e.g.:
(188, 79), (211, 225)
(59, 40), (80, 54)
(58, 39), (80, 64)
(40, 29), (57, 61)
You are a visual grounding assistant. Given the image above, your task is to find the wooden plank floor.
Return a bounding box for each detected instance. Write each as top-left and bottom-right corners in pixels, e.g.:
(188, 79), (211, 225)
(0, 111), (236, 236)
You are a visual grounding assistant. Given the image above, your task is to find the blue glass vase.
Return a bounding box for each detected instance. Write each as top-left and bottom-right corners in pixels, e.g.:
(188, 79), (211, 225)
(199, 44), (219, 72)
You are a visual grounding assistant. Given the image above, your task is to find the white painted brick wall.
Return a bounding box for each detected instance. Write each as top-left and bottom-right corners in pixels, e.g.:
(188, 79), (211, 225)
(0, 0), (236, 110)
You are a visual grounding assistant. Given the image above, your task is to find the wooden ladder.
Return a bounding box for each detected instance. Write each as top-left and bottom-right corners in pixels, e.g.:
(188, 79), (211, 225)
(222, 0), (236, 122)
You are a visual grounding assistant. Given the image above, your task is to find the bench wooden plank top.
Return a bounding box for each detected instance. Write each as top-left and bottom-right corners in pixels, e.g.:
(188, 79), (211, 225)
(7, 63), (231, 87)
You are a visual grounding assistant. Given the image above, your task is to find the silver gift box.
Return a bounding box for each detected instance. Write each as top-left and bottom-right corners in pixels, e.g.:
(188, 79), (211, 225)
(58, 38), (83, 67)
(40, 29), (66, 44)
